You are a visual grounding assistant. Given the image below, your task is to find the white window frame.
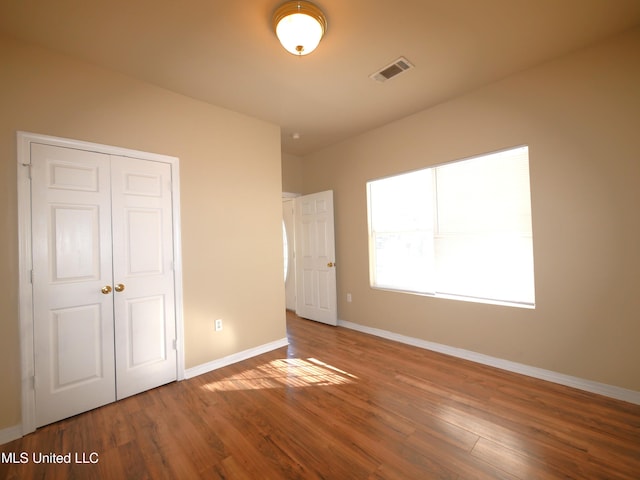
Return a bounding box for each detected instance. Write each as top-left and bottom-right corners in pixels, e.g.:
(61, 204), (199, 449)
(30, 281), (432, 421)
(367, 146), (535, 308)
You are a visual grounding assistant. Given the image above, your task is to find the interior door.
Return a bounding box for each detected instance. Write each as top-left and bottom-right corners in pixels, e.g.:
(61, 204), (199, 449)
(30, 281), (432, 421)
(31, 144), (117, 427)
(294, 190), (337, 325)
(111, 156), (177, 399)
(282, 198), (296, 311)
(31, 144), (177, 427)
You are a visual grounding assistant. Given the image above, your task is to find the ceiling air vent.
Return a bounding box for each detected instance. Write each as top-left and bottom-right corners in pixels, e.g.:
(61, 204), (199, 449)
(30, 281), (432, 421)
(369, 57), (414, 82)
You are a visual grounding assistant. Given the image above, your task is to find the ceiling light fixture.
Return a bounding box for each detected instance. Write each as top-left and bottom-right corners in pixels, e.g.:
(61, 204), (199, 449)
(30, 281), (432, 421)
(272, 1), (327, 56)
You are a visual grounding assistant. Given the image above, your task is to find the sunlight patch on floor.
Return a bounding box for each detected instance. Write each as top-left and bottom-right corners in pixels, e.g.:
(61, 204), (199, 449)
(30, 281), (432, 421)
(202, 357), (358, 392)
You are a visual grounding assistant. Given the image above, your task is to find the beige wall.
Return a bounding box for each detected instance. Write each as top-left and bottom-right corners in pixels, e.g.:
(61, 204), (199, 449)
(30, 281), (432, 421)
(0, 36), (286, 430)
(299, 28), (640, 392)
(281, 152), (304, 193)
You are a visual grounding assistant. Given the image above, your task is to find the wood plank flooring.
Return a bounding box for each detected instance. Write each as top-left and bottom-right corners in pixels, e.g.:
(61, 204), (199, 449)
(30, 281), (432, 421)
(2, 311), (639, 479)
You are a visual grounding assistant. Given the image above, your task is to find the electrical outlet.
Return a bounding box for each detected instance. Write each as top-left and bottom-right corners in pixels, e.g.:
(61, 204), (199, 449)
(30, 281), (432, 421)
(215, 319), (223, 331)
(346, 293), (352, 303)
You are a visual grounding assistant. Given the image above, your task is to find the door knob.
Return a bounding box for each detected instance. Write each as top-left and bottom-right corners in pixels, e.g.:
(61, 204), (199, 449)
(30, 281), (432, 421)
(101, 285), (112, 294)
(115, 283), (126, 293)
(327, 262), (336, 268)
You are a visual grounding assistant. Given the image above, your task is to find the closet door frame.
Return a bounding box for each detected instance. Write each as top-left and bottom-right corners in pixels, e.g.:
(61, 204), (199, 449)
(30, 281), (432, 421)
(17, 131), (186, 436)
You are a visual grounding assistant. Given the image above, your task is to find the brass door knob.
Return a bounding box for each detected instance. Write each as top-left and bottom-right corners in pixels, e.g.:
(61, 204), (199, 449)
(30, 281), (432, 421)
(101, 285), (112, 294)
(115, 283), (126, 293)
(327, 262), (335, 268)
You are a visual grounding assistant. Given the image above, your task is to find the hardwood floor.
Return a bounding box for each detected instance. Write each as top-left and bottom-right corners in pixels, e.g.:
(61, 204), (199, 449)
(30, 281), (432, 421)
(2, 311), (639, 479)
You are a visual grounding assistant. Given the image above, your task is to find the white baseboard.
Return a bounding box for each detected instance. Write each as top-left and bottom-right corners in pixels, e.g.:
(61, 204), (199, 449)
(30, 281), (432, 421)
(338, 319), (640, 405)
(185, 337), (289, 379)
(0, 424), (23, 446)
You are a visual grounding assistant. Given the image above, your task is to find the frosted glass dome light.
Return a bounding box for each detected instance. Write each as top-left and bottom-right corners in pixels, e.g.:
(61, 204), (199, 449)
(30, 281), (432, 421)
(273, 1), (327, 56)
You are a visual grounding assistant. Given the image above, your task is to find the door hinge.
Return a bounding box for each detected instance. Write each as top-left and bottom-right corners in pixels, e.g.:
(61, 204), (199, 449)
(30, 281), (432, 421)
(172, 339), (177, 351)
(22, 163), (32, 180)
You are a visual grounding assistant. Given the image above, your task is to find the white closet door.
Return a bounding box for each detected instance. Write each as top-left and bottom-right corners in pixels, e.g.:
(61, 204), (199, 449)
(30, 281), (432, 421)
(31, 144), (178, 427)
(31, 143), (116, 427)
(110, 156), (177, 399)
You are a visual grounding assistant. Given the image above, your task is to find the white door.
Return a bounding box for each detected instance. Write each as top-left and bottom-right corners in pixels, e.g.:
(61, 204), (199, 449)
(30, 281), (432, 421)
(282, 199), (296, 311)
(295, 190), (337, 325)
(31, 144), (177, 427)
(31, 144), (117, 427)
(111, 156), (177, 399)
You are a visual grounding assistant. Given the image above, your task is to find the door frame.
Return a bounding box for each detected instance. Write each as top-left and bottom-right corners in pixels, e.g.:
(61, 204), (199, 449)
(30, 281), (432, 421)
(282, 192), (300, 311)
(16, 131), (186, 435)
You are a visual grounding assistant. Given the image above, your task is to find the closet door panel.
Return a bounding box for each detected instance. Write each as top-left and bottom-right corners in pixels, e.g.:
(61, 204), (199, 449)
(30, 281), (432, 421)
(31, 143), (116, 427)
(110, 156), (177, 399)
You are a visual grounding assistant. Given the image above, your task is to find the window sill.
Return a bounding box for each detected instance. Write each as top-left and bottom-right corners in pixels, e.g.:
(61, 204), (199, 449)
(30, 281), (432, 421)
(370, 286), (535, 309)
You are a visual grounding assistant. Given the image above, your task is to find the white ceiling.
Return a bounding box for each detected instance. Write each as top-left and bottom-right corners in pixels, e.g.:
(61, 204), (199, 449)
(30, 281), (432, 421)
(2, 0), (640, 156)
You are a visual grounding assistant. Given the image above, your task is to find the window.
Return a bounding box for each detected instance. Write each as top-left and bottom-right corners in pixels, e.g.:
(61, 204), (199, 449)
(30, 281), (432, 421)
(367, 146), (535, 307)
